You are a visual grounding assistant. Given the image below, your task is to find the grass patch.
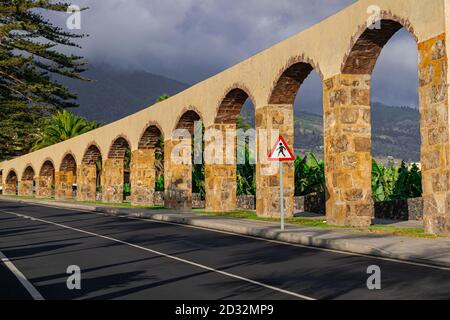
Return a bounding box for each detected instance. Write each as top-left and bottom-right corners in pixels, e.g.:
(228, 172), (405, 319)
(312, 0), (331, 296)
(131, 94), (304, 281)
(74, 200), (164, 210)
(194, 209), (438, 238)
(365, 225), (436, 238)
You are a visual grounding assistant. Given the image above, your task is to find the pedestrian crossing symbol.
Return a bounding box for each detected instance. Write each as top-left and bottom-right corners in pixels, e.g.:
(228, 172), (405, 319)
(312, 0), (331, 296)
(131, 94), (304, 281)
(268, 135), (295, 161)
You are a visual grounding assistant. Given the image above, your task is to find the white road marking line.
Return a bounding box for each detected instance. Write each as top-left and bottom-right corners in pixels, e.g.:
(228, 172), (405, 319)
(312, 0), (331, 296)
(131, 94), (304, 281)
(0, 209), (315, 300)
(7, 201), (449, 272)
(0, 250), (44, 300)
(3, 200), (450, 272)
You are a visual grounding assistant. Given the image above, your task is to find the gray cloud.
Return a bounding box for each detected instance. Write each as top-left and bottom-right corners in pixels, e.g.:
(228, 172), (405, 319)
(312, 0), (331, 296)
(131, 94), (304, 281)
(54, 0), (419, 109)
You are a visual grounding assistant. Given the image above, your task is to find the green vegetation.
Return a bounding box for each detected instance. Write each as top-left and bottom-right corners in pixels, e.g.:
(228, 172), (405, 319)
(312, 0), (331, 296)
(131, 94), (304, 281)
(156, 94), (171, 103)
(0, 0), (87, 160)
(291, 153), (422, 202)
(31, 110), (100, 151)
(294, 153), (325, 196)
(372, 160), (422, 202)
(194, 209), (436, 238)
(236, 115), (256, 196)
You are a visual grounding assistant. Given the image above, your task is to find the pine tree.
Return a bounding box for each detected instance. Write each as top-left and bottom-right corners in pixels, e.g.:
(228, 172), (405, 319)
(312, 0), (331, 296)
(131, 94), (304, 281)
(0, 0), (87, 160)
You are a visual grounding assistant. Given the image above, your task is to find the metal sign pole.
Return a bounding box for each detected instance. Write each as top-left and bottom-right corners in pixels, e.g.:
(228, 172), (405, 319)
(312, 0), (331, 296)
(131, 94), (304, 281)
(279, 161), (284, 231)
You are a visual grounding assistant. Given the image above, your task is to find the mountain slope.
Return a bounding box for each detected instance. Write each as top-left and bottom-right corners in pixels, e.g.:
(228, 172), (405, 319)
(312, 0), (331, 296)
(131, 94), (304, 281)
(61, 64), (190, 123)
(292, 102), (420, 162)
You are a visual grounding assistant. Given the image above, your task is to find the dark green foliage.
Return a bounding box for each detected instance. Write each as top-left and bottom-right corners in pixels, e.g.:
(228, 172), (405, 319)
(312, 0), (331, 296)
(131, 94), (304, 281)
(155, 175), (164, 192)
(123, 182), (131, 198)
(192, 164), (205, 199)
(31, 109), (100, 151)
(372, 160), (422, 202)
(156, 94), (170, 103)
(236, 114), (255, 196)
(294, 153), (325, 196)
(0, 0), (87, 160)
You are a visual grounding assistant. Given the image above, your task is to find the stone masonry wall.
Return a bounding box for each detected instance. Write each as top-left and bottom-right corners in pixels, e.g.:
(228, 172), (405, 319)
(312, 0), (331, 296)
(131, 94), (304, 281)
(3, 180), (17, 196)
(295, 194), (326, 215)
(419, 34), (450, 235)
(35, 175), (54, 198)
(55, 171), (75, 200)
(102, 158), (124, 203)
(374, 198), (424, 221)
(323, 74), (372, 227)
(205, 123), (237, 212)
(237, 195), (256, 210)
(130, 149), (156, 206)
(18, 180), (33, 197)
(256, 105), (294, 218)
(164, 139), (192, 209)
(77, 164), (97, 202)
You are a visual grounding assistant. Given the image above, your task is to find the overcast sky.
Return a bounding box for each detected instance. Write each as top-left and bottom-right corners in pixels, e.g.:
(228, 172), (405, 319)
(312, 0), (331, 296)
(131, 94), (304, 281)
(53, 0), (419, 109)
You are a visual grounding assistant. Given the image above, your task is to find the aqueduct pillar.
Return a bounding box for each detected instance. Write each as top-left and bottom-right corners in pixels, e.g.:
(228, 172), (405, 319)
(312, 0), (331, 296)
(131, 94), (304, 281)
(36, 161), (54, 198)
(55, 171), (75, 200)
(419, 34), (449, 235)
(77, 164), (97, 201)
(77, 145), (101, 202)
(164, 138), (192, 209)
(55, 155), (76, 200)
(323, 74), (372, 227)
(102, 158), (125, 203)
(130, 148), (156, 206)
(4, 172), (18, 196)
(256, 105), (295, 218)
(205, 123), (237, 212)
(19, 167), (35, 197)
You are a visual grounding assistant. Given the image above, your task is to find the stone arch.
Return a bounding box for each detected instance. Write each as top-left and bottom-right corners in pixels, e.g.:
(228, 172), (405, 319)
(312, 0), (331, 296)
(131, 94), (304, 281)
(38, 159), (56, 197)
(78, 143), (103, 202)
(108, 135), (131, 159)
(324, 15), (422, 228)
(56, 153), (77, 199)
(20, 165), (35, 196)
(39, 159), (55, 177)
(102, 135), (132, 203)
(82, 143), (102, 165)
(6, 169), (18, 184)
(22, 165), (35, 181)
(269, 56), (322, 105)
(129, 123), (165, 206)
(164, 107), (204, 210)
(4, 169), (18, 195)
(342, 13), (418, 75)
(138, 123), (163, 149)
(60, 152), (77, 173)
(173, 107), (203, 134)
(215, 85), (256, 124)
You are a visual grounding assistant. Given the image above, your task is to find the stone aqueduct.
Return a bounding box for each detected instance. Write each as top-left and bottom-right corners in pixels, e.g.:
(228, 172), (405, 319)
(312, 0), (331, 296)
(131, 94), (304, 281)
(1, 0), (449, 235)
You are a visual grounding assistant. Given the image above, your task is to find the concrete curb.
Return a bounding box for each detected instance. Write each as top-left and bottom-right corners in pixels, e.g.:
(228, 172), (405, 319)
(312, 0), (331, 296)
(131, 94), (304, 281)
(1, 196), (449, 268)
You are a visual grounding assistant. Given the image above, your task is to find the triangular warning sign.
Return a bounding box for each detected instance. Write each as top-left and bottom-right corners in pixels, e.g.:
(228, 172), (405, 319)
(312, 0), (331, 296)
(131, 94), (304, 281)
(268, 135), (295, 161)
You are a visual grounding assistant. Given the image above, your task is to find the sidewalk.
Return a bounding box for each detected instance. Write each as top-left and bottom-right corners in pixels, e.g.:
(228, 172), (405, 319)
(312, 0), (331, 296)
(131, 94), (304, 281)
(1, 195), (449, 268)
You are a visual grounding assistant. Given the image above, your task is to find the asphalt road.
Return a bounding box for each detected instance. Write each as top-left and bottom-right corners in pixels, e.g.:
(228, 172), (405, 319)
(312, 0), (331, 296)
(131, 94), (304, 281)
(0, 201), (449, 300)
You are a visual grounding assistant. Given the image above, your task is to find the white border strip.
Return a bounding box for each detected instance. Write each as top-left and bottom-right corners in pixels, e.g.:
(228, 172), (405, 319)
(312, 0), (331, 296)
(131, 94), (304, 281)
(0, 251), (44, 300)
(0, 209), (315, 300)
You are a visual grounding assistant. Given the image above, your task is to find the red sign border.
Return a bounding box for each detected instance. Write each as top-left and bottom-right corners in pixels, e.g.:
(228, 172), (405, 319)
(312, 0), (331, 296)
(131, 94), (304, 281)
(268, 135), (295, 162)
